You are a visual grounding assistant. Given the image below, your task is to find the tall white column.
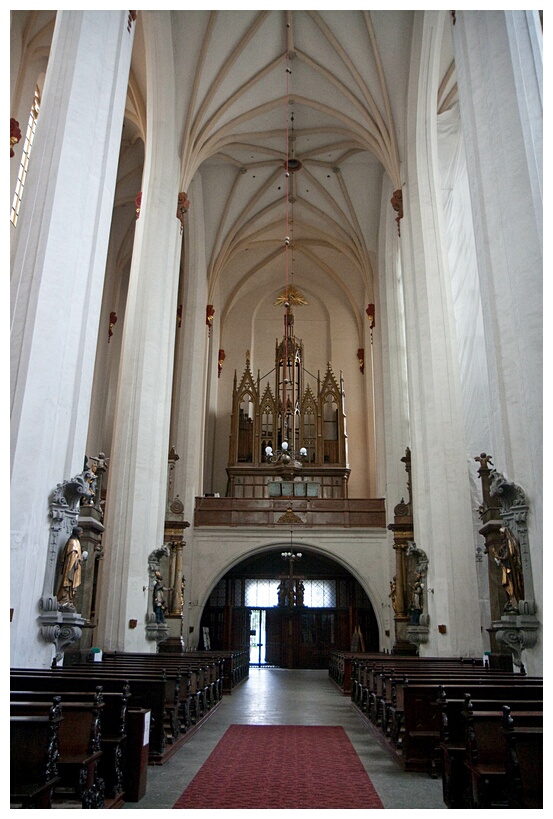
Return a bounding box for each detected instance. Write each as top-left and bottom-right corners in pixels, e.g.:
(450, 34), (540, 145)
(95, 12), (182, 652)
(10, 11), (133, 667)
(401, 11), (482, 657)
(452, 12), (542, 671)
(376, 176), (411, 502)
(170, 172), (211, 646)
(374, 177), (412, 651)
(171, 172), (210, 519)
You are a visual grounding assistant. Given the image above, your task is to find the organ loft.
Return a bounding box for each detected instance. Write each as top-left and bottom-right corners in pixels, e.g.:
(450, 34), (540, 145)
(227, 292), (349, 501)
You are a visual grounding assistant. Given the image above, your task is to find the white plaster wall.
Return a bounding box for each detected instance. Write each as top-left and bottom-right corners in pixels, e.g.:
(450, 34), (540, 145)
(95, 11), (182, 653)
(452, 11), (543, 674)
(10, 11), (134, 667)
(400, 11), (483, 658)
(185, 528), (394, 652)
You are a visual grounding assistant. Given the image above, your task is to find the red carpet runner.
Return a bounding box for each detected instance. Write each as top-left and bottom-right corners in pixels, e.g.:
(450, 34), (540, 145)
(173, 724), (384, 809)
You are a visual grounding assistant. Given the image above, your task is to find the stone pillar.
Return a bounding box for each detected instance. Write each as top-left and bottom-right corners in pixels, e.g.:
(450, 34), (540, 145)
(95, 12), (182, 652)
(170, 172), (211, 647)
(375, 178), (411, 503)
(10, 11), (133, 668)
(375, 178), (411, 649)
(401, 11), (482, 657)
(452, 11), (542, 672)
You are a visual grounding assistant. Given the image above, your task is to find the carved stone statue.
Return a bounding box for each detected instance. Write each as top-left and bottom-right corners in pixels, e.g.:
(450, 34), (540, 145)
(492, 527), (525, 611)
(57, 526), (88, 610)
(409, 573), (423, 624)
(153, 571), (170, 624)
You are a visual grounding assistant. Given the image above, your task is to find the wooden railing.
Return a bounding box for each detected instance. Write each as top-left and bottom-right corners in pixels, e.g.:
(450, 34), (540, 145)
(194, 497), (386, 528)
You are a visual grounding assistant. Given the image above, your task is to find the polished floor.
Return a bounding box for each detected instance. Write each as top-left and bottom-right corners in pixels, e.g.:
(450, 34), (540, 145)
(124, 667), (447, 812)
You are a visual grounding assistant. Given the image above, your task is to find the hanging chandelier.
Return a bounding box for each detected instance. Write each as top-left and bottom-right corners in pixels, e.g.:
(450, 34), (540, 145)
(278, 529), (305, 608)
(265, 439), (307, 466)
(264, 32), (308, 473)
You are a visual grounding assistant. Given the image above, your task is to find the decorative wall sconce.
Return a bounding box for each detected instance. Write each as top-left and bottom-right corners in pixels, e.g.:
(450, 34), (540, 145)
(206, 305), (215, 336)
(135, 191), (142, 219)
(176, 192), (190, 231)
(390, 189), (403, 235)
(10, 117), (21, 157)
(438, 624), (447, 634)
(357, 348), (364, 374)
(218, 349), (226, 378)
(177, 304), (182, 328)
(108, 311), (117, 343)
(128, 619), (138, 629)
(366, 303), (375, 329)
(366, 304), (375, 345)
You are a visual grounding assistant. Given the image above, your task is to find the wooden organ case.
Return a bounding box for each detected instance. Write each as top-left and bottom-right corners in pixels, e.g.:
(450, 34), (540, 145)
(226, 303), (350, 499)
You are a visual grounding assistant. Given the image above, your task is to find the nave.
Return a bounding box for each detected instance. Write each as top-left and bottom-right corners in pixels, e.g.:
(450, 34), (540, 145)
(128, 668), (444, 811)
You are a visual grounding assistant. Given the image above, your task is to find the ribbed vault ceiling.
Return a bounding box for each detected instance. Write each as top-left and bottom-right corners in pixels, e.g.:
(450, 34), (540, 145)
(125, 11), (456, 315)
(13, 11), (456, 333)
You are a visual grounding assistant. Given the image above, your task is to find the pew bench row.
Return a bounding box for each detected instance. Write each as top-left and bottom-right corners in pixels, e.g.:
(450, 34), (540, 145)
(11, 691), (107, 809)
(345, 655), (542, 809)
(11, 649), (244, 807)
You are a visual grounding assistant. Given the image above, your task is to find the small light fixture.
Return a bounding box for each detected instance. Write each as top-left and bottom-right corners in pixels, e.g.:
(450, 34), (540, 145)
(265, 440), (307, 467)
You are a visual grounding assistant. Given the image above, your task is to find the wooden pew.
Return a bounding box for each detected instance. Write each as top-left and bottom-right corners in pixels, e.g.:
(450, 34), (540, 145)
(400, 679), (542, 777)
(11, 668), (174, 764)
(105, 647), (248, 696)
(11, 692), (105, 808)
(438, 692), (543, 808)
(96, 655), (214, 732)
(10, 698), (62, 809)
(11, 685), (129, 808)
(463, 702), (543, 809)
(349, 656), (484, 722)
(334, 651), (483, 697)
(502, 705), (543, 809)
(384, 671), (543, 770)
(54, 666), (181, 759)
(347, 654), (543, 790)
(382, 668), (530, 746)
(349, 661), (542, 777)
(98, 652), (227, 729)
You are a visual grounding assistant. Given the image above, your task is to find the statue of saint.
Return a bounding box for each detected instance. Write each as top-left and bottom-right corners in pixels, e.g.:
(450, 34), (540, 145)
(153, 571), (170, 623)
(409, 573), (423, 624)
(57, 526), (88, 610)
(493, 527), (525, 611)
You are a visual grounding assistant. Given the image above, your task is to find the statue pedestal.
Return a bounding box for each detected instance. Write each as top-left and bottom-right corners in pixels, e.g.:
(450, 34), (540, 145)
(489, 605), (539, 671)
(391, 639), (418, 656)
(158, 636), (185, 653)
(39, 601), (87, 664)
(392, 615), (419, 655)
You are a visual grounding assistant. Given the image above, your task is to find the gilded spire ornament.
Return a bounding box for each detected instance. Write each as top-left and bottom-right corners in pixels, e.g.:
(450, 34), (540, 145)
(274, 286), (308, 307)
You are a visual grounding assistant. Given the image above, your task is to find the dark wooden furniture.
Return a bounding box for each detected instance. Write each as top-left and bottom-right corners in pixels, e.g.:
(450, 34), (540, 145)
(10, 698), (62, 809)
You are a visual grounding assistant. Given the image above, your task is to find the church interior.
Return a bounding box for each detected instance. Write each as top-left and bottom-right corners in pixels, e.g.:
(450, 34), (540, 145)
(10, 10), (542, 810)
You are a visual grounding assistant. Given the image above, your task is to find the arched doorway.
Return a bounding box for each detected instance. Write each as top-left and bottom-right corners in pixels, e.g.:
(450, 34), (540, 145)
(198, 549), (379, 668)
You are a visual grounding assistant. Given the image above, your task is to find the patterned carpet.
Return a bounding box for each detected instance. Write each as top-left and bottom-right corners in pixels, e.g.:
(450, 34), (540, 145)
(173, 724), (384, 809)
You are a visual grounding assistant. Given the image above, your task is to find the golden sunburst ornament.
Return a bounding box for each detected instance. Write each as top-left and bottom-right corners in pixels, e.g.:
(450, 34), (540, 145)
(274, 286), (308, 307)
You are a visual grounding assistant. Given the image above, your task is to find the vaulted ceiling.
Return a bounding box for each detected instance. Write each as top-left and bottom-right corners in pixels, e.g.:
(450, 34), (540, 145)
(12, 10), (457, 353)
(124, 11), (457, 322)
